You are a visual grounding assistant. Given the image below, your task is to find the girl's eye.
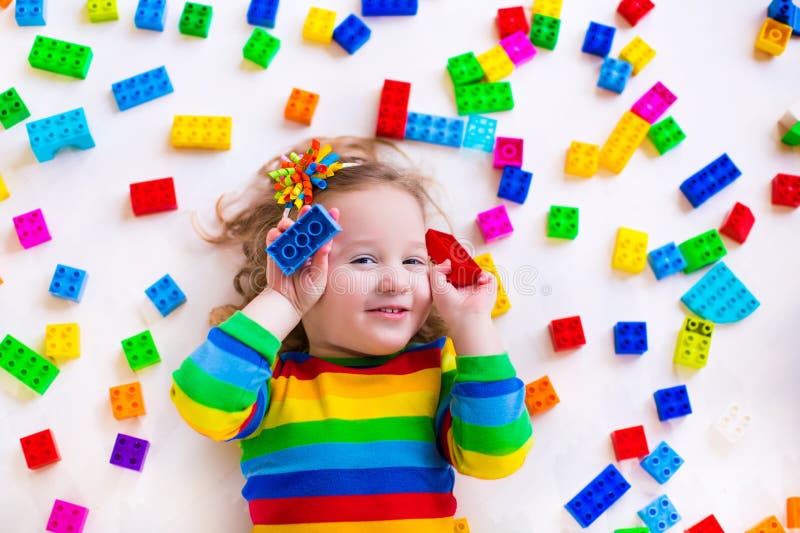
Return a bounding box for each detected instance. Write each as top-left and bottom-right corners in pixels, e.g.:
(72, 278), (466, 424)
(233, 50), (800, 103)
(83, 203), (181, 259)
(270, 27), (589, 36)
(404, 258), (426, 265)
(352, 256), (376, 264)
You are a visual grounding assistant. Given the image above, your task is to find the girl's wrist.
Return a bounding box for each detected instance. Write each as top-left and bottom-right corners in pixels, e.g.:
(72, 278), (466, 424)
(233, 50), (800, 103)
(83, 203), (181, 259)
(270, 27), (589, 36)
(448, 315), (504, 356)
(241, 289), (303, 342)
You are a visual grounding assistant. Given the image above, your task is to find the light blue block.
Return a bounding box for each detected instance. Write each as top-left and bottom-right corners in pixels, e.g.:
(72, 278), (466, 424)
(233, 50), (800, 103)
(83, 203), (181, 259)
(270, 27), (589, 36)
(49, 264), (88, 302)
(637, 495), (681, 532)
(145, 274), (187, 317)
(135, 0), (167, 31)
(112, 66), (174, 111)
(680, 262), (759, 323)
(640, 441), (684, 484)
(266, 204), (342, 276)
(647, 242), (687, 280)
(598, 57), (632, 94)
(16, 0), (46, 26)
(26, 108), (95, 163)
(404, 112), (464, 148)
(463, 115), (497, 152)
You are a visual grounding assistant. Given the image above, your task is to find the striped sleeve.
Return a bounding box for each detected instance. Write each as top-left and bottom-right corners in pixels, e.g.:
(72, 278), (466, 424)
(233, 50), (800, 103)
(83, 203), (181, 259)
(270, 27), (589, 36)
(170, 311), (280, 442)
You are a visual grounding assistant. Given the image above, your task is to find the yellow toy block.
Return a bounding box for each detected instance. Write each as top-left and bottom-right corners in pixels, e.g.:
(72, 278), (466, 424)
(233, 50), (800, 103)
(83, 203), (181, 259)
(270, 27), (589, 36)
(674, 316), (713, 370)
(565, 141), (599, 177)
(745, 516), (786, 533)
(303, 7), (336, 44)
(755, 18), (792, 56)
(87, 0), (119, 23)
(619, 36), (655, 75)
(476, 46), (514, 83)
(612, 226), (649, 273)
(600, 111), (649, 174)
(45, 323), (80, 360)
(454, 517), (471, 532)
(0, 174), (9, 201)
(170, 116), (232, 150)
(532, 0), (562, 18)
(474, 252), (511, 318)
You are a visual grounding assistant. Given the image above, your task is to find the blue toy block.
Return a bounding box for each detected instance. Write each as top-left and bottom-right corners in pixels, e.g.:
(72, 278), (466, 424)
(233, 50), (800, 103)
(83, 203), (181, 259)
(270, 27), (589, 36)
(565, 464), (631, 528)
(582, 21), (615, 57)
(26, 108), (95, 163)
(362, 0), (417, 16)
(679, 153), (742, 208)
(135, 0), (167, 31)
(497, 166), (532, 204)
(404, 112), (464, 148)
(145, 274), (187, 317)
(463, 115), (497, 152)
(681, 262), (759, 324)
(653, 385), (692, 421)
(640, 441), (684, 484)
(112, 66), (174, 111)
(266, 204), (342, 276)
(647, 242), (687, 280)
(768, 0), (799, 33)
(614, 321), (647, 354)
(637, 495), (681, 532)
(333, 14), (371, 54)
(598, 57), (632, 94)
(16, 0), (46, 26)
(247, 0), (279, 28)
(49, 264), (88, 302)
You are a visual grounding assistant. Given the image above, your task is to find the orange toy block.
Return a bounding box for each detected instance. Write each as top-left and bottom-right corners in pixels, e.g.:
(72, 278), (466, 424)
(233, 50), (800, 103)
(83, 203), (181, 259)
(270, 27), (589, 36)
(788, 497), (800, 528)
(524, 375), (560, 415)
(284, 88), (319, 125)
(745, 516), (786, 533)
(109, 382), (146, 420)
(0, 0), (12, 8)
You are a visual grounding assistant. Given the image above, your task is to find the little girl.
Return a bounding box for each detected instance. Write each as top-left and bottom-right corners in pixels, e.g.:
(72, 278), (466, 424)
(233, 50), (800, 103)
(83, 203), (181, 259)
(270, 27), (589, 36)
(170, 136), (533, 532)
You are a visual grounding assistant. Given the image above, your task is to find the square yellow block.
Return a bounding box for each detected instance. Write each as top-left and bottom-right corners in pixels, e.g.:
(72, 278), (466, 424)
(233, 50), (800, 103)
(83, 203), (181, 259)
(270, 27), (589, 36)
(565, 141), (599, 177)
(532, 0), (562, 18)
(755, 18), (792, 56)
(600, 111), (649, 174)
(87, 0), (119, 23)
(476, 46), (514, 83)
(619, 36), (655, 75)
(45, 323), (80, 359)
(474, 252), (511, 318)
(454, 517), (471, 532)
(303, 7), (336, 44)
(170, 115), (232, 150)
(0, 174), (9, 201)
(612, 226), (649, 273)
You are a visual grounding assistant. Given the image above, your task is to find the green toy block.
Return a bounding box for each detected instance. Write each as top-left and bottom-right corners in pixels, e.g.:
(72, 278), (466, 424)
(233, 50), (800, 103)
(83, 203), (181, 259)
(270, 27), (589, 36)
(87, 0), (118, 23)
(648, 116), (686, 155)
(678, 229), (727, 273)
(0, 87), (31, 130)
(782, 121), (800, 146)
(121, 330), (161, 372)
(28, 35), (94, 80)
(0, 334), (59, 395)
(547, 205), (579, 239)
(674, 316), (714, 369)
(614, 529), (649, 533)
(179, 2), (213, 38)
(447, 52), (485, 87)
(243, 28), (281, 68)
(454, 82), (514, 116)
(530, 14), (560, 51)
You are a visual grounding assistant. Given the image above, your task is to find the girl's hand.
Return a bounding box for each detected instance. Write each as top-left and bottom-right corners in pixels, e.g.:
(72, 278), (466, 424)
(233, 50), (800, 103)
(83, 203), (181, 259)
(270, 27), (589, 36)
(428, 259), (497, 328)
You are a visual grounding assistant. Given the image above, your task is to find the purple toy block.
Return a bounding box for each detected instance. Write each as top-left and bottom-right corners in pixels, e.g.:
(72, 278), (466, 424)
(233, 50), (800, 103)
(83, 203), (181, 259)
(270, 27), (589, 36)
(631, 82), (676, 124)
(13, 208), (51, 249)
(493, 136), (523, 168)
(477, 204), (514, 243)
(110, 432), (150, 472)
(500, 30), (536, 66)
(46, 499), (88, 533)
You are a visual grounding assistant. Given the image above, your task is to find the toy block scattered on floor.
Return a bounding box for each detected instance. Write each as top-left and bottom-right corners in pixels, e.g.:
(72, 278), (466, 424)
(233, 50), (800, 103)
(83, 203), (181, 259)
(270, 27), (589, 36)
(498, 166), (532, 204)
(49, 264), (88, 302)
(376, 79), (410, 139)
(46, 500), (88, 533)
(476, 45), (514, 82)
(247, 0), (279, 28)
(610, 425), (649, 460)
(0, 334), (60, 394)
(499, 30), (536, 66)
(476, 204), (514, 243)
(0, 175), (9, 201)
(617, 0), (654, 26)
(530, 14), (560, 50)
(615, 528), (649, 533)
(361, 0), (417, 16)
(681, 262), (759, 323)
(426, 228), (482, 287)
(549, 315), (586, 351)
(454, 82), (514, 115)
(333, 14), (370, 54)
(454, 518), (470, 532)
(680, 153), (742, 208)
(565, 141), (599, 177)
(772, 173), (800, 207)
(0, 87), (31, 130)
(463, 115), (497, 152)
(404, 112), (464, 147)
(16, 0), (46, 26)
(678, 229), (727, 273)
(13, 208), (52, 248)
(547, 205), (579, 239)
(112, 66), (174, 111)
(614, 321), (647, 354)
(29, 36), (93, 79)
(87, 0), (118, 23)
(631, 82), (676, 124)
(640, 441), (684, 484)
(145, 274), (187, 317)
(473, 252), (510, 317)
(170, 116), (232, 149)
(598, 57), (632, 94)
(582, 21), (615, 57)
(447, 52), (485, 87)
(135, 0), (166, 31)
(284, 88), (319, 125)
(26, 108), (95, 162)
(787, 497), (800, 528)
(685, 514), (725, 533)
(110, 433), (150, 471)
(130, 177), (178, 216)
(303, 6), (335, 43)
(565, 464), (631, 527)
(648, 116), (686, 155)
(45, 323), (80, 360)
(782, 121), (800, 146)
(745, 516), (786, 533)
(713, 403), (751, 443)
(673, 316), (714, 370)
(179, 2), (213, 38)
(755, 18), (792, 56)
(637, 495), (681, 532)
(619, 36), (655, 75)
(496, 6), (529, 38)
(600, 111), (649, 173)
(243, 28), (281, 68)
(122, 330), (161, 371)
(20, 429), (61, 469)
(493, 137), (523, 168)
(612, 227), (649, 273)
(653, 384), (692, 421)
(109, 382), (146, 420)
(533, 0), (562, 18)
(267, 204), (343, 276)
(524, 375), (560, 415)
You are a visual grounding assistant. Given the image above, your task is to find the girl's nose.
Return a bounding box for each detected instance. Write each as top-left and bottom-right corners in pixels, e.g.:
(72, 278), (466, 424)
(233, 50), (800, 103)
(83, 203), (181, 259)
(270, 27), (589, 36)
(376, 265), (413, 295)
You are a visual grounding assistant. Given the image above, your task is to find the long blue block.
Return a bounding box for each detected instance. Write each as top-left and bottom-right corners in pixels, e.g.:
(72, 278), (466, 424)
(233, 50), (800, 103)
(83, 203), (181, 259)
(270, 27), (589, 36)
(26, 108), (95, 163)
(49, 264), (88, 302)
(679, 153), (741, 208)
(404, 112), (464, 148)
(145, 274), (187, 317)
(135, 0), (167, 31)
(681, 262), (759, 323)
(16, 0), (46, 26)
(266, 204), (342, 276)
(112, 66), (174, 111)
(362, 0), (417, 16)
(565, 464), (631, 528)
(247, 0), (279, 28)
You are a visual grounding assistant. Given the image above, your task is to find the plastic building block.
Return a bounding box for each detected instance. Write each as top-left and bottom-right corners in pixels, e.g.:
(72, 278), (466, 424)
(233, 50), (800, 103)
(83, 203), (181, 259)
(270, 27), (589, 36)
(673, 316), (714, 369)
(16, 0), (46, 25)
(0, 334), (60, 394)
(243, 28), (281, 68)
(112, 66), (173, 111)
(26, 108), (95, 162)
(713, 403), (751, 443)
(267, 204), (343, 276)
(631, 82), (677, 124)
(46, 500), (88, 533)
(769, 0), (797, 25)
(362, 0), (417, 16)
(680, 154), (742, 208)
(533, 0), (562, 18)
(614, 321), (647, 354)
(121, 330), (161, 371)
(284, 88), (319, 126)
(648, 116), (685, 155)
(617, 0), (654, 26)
(454, 82), (514, 115)
(745, 516), (786, 533)
(302, 7), (335, 43)
(653, 384), (692, 421)
(782, 121), (800, 146)
(179, 2), (212, 38)
(755, 18), (792, 56)
(447, 52), (485, 87)
(787, 497), (800, 528)
(404, 112), (464, 148)
(638, 495), (681, 532)
(615, 529), (649, 533)
(611, 425), (649, 460)
(619, 36), (655, 75)
(582, 21), (615, 57)
(376, 79), (410, 138)
(719, 202), (754, 243)
(0, 175), (9, 201)
(109, 382), (146, 420)
(135, 0), (166, 31)
(333, 14), (370, 54)
(547, 205), (579, 239)
(248, 0), (279, 28)
(130, 177), (178, 216)
(45, 323), (80, 360)
(0, 0), (11, 7)
(530, 14), (560, 50)
(476, 45), (514, 83)
(476, 205), (513, 243)
(681, 262), (759, 323)
(20, 429), (60, 469)
(463, 115), (497, 152)
(599, 57), (633, 94)
(87, 0), (118, 22)
(145, 274), (187, 317)
(499, 30), (537, 66)
(49, 264), (88, 302)
(110, 433), (150, 471)
(600, 111), (650, 173)
(496, 6), (529, 38)
(549, 316), (586, 351)
(498, 166), (532, 204)
(13, 208), (52, 249)
(779, 99), (800, 130)
(493, 137), (523, 168)
(0, 87), (31, 130)
(640, 441), (684, 484)
(565, 141), (599, 177)
(170, 115), (232, 150)
(524, 375), (560, 415)
(565, 464), (631, 528)
(454, 518), (470, 532)
(772, 173), (800, 207)
(426, 229), (482, 287)
(678, 229), (727, 273)
(685, 515), (724, 533)
(612, 227), (649, 274)
(473, 252), (510, 317)
(29, 36), (93, 79)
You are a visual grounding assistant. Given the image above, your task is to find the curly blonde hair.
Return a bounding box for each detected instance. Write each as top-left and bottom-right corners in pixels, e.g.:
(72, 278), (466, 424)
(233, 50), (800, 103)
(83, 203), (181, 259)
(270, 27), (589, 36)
(196, 136), (454, 355)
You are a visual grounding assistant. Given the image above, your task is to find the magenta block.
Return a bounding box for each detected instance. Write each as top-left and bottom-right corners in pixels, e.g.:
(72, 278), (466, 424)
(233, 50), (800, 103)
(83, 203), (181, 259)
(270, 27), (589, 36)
(13, 208), (52, 249)
(46, 499), (88, 533)
(493, 137), (524, 168)
(631, 82), (677, 124)
(477, 205), (514, 243)
(500, 30), (536, 66)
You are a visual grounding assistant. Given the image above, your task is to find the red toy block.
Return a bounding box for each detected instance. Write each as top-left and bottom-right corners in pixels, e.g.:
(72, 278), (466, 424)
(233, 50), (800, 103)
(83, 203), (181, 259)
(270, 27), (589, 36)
(425, 228), (482, 287)
(686, 514), (725, 533)
(20, 429), (61, 469)
(549, 316), (586, 351)
(376, 79), (411, 139)
(129, 177), (177, 216)
(610, 424), (649, 460)
(719, 202), (754, 243)
(617, 0), (654, 26)
(496, 6), (529, 39)
(772, 173), (800, 208)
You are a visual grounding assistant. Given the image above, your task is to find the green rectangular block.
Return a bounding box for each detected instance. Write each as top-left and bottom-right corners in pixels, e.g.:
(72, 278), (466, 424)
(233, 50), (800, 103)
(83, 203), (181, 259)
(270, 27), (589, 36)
(547, 205), (579, 239)
(28, 35), (94, 79)
(121, 330), (161, 371)
(0, 87), (31, 130)
(454, 82), (514, 116)
(447, 52), (485, 87)
(614, 528), (649, 533)
(179, 2), (213, 38)
(243, 28), (281, 68)
(0, 334), (60, 395)
(678, 229), (727, 273)
(648, 116), (686, 155)
(530, 14), (560, 50)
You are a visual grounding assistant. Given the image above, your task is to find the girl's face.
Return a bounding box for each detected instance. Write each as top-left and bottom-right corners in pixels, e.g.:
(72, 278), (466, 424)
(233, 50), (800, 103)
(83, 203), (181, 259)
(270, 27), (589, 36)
(301, 185), (432, 358)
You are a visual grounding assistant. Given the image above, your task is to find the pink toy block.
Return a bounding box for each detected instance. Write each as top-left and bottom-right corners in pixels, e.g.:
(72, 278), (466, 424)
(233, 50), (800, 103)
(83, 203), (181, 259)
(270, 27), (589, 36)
(631, 82), (676, 124)
(13, 208), (52, 249)
(46, 499), (88, 533)
(476, 205), (514, 243)
(500, 31), (537, 66)
(493, 137), (524, 168)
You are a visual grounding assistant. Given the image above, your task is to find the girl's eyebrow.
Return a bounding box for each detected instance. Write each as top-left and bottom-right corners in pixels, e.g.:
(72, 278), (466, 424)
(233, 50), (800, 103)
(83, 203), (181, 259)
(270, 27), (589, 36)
(341, 239), (427, 252)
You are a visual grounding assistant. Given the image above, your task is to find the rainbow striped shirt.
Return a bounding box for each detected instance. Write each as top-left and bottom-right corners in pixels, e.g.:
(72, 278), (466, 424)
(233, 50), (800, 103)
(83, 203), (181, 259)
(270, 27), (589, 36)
(170, 311), (533, 533)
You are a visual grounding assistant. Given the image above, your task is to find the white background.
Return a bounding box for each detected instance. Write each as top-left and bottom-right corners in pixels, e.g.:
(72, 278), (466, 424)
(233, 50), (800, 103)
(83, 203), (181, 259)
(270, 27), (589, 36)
(1, 0), (799, 531)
